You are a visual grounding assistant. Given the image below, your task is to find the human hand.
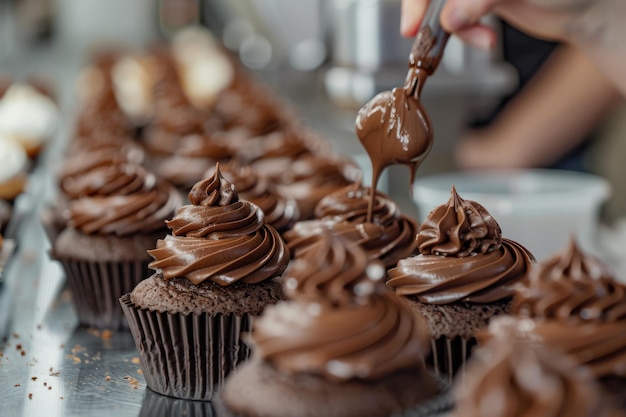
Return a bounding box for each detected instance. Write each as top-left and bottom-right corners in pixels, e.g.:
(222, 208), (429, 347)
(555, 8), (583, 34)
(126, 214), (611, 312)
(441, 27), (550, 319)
(401, 0), (602, 50)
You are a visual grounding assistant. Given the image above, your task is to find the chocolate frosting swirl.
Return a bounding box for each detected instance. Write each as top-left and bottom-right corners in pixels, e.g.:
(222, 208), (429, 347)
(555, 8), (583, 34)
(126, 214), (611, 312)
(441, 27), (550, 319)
(148, 165), (289, 286)
(528, 320), (626, 378)
(512, 239), (626, 322)
(485, 316), (626, 379)
(283, 182), (418, 267)
(276, 155), (356, 220)
(205, 163), (299, 233)
(67, 164), (180, 236)
(387, 187), (534, 304)
(252, 231), (430, 381)
(453, 334), (606, 417)
(418, 186), (501, 257)
(60, 142), (145, 199)
(388, 238), (534, 304)
(284, 228), (377, 305)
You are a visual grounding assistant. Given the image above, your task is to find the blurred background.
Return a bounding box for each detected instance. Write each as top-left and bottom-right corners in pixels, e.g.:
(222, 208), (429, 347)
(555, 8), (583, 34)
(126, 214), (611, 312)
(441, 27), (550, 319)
(2, 0), (626, 256)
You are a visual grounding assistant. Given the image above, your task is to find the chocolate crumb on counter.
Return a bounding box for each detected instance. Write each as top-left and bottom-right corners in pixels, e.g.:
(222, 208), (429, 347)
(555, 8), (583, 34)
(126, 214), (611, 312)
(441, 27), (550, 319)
(31, 377), (37, 381)
(28, 393), (32, 399)
(122, 375), (140, 390)
(14, 384), (20, 387)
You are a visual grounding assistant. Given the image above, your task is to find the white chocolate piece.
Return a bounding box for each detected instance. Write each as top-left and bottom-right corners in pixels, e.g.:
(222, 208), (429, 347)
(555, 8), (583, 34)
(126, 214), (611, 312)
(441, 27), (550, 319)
(112, 55), (154, 120)
(0, 83), (58, 156)
(171, 26), (234, 109)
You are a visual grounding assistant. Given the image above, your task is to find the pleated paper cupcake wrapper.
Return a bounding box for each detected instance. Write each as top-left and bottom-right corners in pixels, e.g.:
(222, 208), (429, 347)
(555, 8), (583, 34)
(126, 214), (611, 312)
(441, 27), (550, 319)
(120, 294), (252, 401)
(140, 387), (218, 417)
(55, 257), (150, 329)
(428, 336), (477, 382)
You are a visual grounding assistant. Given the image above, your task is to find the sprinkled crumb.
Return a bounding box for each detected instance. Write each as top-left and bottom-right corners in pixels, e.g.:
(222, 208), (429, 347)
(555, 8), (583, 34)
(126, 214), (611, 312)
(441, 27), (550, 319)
(20, 351), (25, 357)
(49, 372), (60, 377)
(71, 344), (85, 354)
(13, 333), (19, 339)
(28, 393), (32, 400)
(16, 344), (22, 350)
(105, 376), (111, 381)
(14, 384), (20, 387)
(59, 397), (64, 400)
(49, 367), (53, 372)
(31, 377), (37, 381)
(101, 330), (112, 341)
(48, 386), (52, 391)
(137, 370), (143, 375)
(65, 354), (81, 364)
(123, 375), (140, 390)
(43, 382), (47, 387)
(131, 357), (140, 364)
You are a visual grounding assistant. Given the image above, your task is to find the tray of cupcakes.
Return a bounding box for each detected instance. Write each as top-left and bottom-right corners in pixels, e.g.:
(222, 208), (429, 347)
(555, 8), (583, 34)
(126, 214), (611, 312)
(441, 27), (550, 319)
(1, 24), (625, 417)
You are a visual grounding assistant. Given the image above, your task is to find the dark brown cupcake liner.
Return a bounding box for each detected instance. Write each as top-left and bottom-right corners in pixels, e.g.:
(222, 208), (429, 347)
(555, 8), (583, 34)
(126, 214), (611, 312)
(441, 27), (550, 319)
(140, 387), (218, 417)
(428, 336), (477, 382)
(54, 257), (149, 329)
(120, 294), (253, 401)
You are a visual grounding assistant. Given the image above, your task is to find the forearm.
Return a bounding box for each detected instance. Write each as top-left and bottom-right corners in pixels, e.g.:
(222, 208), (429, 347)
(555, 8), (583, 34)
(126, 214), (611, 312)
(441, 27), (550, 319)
(457, 45), (620, 170)
(492, 46), (619, 167)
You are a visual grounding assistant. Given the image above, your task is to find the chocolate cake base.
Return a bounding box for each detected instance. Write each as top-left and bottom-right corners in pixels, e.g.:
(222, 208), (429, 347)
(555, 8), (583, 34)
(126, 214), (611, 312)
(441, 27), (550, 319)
(221, 359), (444, 417)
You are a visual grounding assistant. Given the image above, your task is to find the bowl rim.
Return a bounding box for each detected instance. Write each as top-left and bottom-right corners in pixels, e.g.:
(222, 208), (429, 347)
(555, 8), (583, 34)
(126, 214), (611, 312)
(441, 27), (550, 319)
(413, 169), (611, 210)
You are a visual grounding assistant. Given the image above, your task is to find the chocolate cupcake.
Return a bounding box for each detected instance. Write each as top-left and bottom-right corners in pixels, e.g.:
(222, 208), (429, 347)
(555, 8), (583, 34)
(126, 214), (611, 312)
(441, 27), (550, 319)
(141, 52), (207, 156)
(120, 165), (289, 400)
(75, 52), (134, 139)
(285, 181), (418, 268)
(213, 73), (288, 137)
(52, 163), (181, 329)
(449, 332), (620, 417)
(495, 239), (626, 409)
(152, 133), (232, 191)
(387, 186), (534, 378)
(221, 231), (446, 417)
(274, 155), (358, 220)
(41, 139), (146, 244)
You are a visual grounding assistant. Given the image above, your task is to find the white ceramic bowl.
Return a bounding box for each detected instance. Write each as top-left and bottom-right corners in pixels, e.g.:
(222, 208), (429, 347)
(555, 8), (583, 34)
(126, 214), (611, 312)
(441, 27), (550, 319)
(413, 169), (611, 261)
